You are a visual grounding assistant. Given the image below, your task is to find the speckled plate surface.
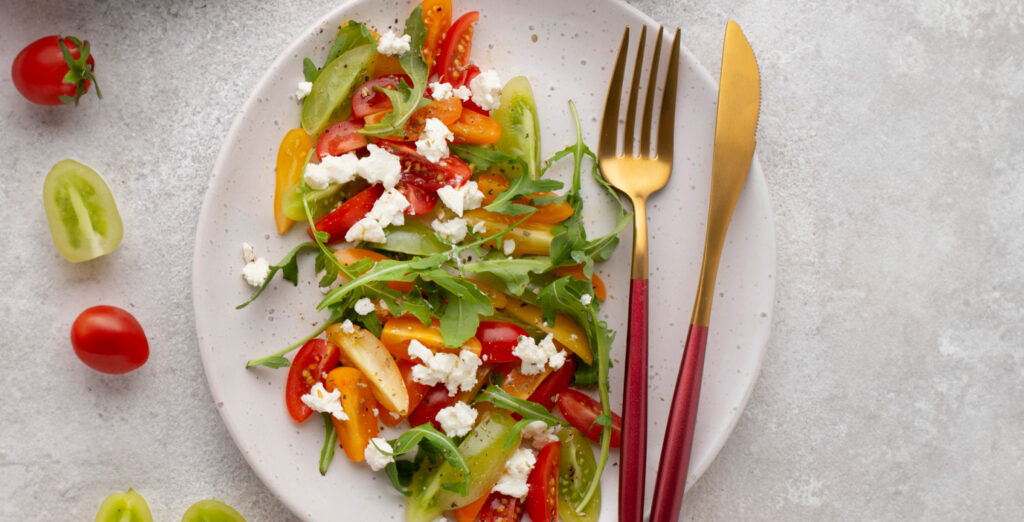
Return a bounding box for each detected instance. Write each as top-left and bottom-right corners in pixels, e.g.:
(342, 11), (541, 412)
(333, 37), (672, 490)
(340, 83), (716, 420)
(193, 0), (775, 519)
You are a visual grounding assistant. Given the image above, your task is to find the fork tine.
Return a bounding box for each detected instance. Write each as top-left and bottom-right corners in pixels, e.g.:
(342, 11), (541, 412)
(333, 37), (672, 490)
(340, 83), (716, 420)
(656, 28), (681, 161)
(600, 27), (630, 160)
(640, 26), (664, 157)
(623, 26), (646, 157)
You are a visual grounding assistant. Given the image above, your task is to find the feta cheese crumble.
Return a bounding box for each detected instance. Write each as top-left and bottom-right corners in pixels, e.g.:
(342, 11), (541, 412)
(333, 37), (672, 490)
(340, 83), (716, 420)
(354, 297), (376, 315)
(469, 69), (503, 111)
(415, 117), (454, 163)
(340, 319), (356, 334)
(295, 81), (313, 100)
(513, 334), (566, 375)
(521, 420), (561, 449)
(471, 221), (487, 235)
(580, 293), (593, 306)
(345, 216), (387, 244)
(300, 382), (348, 421)
(502, 239), (516, 256)
(435, 401), (478, 437)
(408, 340), (482, 396)
(431, 217), (468, 243)
(368, 187), (410, 228)
(364, 437), (395, 471)
(429, 81), (471, 102)
(359, 144), (403, 189)
(491, 448), (536, 498)
(436, 181), (484, 217)
(303, 152), (361, 190)
(241, 242), (271, 287)
(377, 31), (412, 56)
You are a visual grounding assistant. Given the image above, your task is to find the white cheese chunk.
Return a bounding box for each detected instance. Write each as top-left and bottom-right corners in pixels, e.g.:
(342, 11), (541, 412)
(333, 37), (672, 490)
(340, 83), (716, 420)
(431, 217), (468, 244)
(304, 152), (361, 190)
(471, 221), (487, 235)
(295, 81), (313, 100)
(435, 401), (478, 437)
(364, 437), (395, 471)
(521, 420), (561, 449)
(469, 70), (503, 111)
(358, 144), (403, 189)
(354, 297), (375, 315)
(409, 340), (482, 396)
(345, 216), (387, 244)
(300, 382), (349, 421)
(240, 242), (270, 287)
(377, 31), (412, 56)
(368, 187), (410, 228)
(502, 239), (516, 256)
(491, 448), (536, 498)
(436, 181), (484, 217)
(340, 319), (356, 334)
(580, 293), (593, 306)
(415, 117), (454, 163)
(430, 81), (471, 102)
(513, 334), (566, 375)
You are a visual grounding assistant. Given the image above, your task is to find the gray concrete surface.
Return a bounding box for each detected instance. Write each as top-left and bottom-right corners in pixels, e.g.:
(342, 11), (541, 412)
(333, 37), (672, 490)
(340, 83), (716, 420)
(1, 0), (1022, 520)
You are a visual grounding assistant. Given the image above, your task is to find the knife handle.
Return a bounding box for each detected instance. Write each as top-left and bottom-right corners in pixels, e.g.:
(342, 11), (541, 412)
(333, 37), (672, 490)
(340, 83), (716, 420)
(649, 322), (710, 522)
(618, 277), (649, 522)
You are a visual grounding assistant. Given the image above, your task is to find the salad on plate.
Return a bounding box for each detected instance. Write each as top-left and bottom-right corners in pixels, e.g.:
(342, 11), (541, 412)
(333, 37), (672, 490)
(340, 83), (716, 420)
(239, 1), (630, 520)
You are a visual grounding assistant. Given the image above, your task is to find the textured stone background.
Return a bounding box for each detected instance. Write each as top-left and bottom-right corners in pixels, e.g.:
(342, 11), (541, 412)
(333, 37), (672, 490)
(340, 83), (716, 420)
(1, 0), (1022, 520)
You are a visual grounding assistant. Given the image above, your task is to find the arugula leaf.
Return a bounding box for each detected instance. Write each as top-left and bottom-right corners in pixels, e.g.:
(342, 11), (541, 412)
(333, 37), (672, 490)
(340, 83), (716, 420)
(360, 7), (430, 138)
(422, 271), (494, 347)
(236, 242), (319, 309)
(464, 257), (551, 296)
(384, 459), (417, 496)
(386, 424), (471, 496)
(474, 385), (568, 428)
(319, 412), (337, 475)
(450, 144), (528, 175)
(317, 255), (444, 310)
(304, 22), (376, 82)
(484, 175), (564, 216)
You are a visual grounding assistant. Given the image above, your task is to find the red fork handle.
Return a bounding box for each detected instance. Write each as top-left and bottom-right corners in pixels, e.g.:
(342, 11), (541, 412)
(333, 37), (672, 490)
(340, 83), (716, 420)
(649, 322), (710, 522)
(619, 278), (649, 522)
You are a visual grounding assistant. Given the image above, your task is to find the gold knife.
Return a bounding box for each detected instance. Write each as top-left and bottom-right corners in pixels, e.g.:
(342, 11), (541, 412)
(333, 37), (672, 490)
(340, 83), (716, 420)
(649, 20), (761, 521)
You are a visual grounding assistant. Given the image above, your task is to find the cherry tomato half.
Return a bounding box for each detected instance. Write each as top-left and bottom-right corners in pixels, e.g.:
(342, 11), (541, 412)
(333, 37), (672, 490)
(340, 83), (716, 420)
(476, 321), (529, 363)
(398, 182), (438, 215)
(284, 339), (341, 423)
(420, 0), (452, 71)
(477, 491), (524, 522)
(527, 356), (577, 411)
(12, 35), (99, 106)
(450, 108), (502, 145)
(378, 141), (471, 191)
(351, 74), (410, 119)
(433, 12), (479, 85)
(70, 306), (148, 374)
(407, 384), (458, 430)
(308, 184), (384, 244)
(557, 389), (622, 448)
(526, 441), (560, 522)
(316, 119), (367, 159)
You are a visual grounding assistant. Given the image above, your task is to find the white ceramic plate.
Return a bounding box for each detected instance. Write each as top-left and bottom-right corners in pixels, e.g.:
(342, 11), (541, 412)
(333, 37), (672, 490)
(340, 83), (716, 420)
(193, 0), (774, 519)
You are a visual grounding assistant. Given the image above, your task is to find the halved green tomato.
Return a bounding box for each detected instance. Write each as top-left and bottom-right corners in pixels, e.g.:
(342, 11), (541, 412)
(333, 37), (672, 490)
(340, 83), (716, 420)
(372, 221), (449, 256)
(557, 427), (600, 522)
(94, 488), (153, 522)
(180, 499), (246, 522)
(301, 44), (375, 137)
(43, 159), (123, 263)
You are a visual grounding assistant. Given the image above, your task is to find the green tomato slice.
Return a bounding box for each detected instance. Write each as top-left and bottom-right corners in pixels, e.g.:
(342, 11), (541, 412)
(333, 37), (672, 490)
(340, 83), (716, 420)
(43, 159), (123, 263)
(180, 499), (246, 522)
(370, 221), (449, 256)
(301, 44), (375, 137)
(94, 488), (153, 522)
(557, 427), (601, 522)
(492, 76), (541, 179)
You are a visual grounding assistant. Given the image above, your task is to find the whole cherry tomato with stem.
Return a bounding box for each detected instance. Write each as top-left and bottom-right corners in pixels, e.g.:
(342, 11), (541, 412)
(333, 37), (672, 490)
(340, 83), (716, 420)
(12, 35), (101, 105)
(70, 306), (148, 374)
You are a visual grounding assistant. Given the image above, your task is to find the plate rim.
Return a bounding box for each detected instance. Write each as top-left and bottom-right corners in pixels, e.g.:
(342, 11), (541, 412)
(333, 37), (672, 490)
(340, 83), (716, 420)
(192, 0), (775, 516)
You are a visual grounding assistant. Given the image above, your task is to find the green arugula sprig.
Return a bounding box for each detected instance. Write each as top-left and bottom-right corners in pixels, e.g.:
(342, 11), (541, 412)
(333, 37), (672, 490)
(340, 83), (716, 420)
(378, 424), (471, 496)
(319, 413), (337, 475)
(236, 242), (320, 309)
(303, 22), (376, 82)
(484, 175), (564, 216)
(450, 145), (527, 175)
(359, 7), (431, 137)
(474, 385), (569, 448)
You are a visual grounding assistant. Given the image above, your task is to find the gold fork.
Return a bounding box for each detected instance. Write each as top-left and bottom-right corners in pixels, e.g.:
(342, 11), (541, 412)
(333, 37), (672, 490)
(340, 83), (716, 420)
(598, 25), (680, 522)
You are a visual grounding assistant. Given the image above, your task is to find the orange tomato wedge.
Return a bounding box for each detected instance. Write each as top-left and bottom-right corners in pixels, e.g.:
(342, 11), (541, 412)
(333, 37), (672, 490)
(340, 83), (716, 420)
(450, 109), (501, 145)
(477, 172), (508, 205)
(473, 173), (573, 223)
(502, 365), (553, 399)
(421, 0), (452, 71)
(452, 493), (488, 522)
(333, 248), (414, 292)
(380, 316), (483, 360)
(552, 265), (607, 301)
(324, 366), (380, 462)
(274, 128), (312, 234)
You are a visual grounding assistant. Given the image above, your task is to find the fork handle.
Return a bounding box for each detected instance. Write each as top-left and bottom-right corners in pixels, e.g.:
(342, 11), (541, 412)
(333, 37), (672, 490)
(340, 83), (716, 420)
(619, 277), (649, 522)
(649, 322), (710, 522)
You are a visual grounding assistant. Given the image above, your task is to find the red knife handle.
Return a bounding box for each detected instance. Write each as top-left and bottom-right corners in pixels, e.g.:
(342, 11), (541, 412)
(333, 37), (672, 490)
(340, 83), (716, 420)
(619, 278), (649, 522)
(649, 322), (710, 522)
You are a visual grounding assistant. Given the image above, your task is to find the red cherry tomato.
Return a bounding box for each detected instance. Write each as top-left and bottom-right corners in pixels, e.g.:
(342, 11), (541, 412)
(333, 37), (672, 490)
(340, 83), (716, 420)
(477, 491), (524, 522)
(398, 182), (437, 215)
(11, 35), (100, 106)
(308, 184), (384, 244)
(557, 389), (622, 448)
(351, 74), (411, 119)
(378, 141), (471, 191)
(475, 321), (529, 363)
(315, 119), (367, 159)
(284, 339), (340, 423)
(525, 441), (560, 522)
(527, 356), (577, 411)
(407, 384), (458, 430)
(433, 12), (479, 85)
(70, 306), (148, 374)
